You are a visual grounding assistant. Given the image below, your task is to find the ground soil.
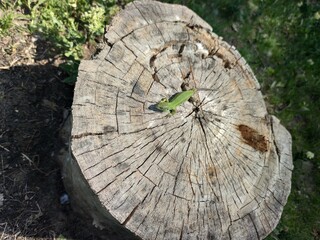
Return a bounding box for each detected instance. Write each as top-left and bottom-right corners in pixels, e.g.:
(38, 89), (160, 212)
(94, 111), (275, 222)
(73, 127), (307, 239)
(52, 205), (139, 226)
(0, 28), (110, 239)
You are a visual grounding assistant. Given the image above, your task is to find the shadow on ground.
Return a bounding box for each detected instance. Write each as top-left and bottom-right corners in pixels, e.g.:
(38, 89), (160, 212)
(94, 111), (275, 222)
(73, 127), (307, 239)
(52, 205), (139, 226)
(0, 64), (114, 239)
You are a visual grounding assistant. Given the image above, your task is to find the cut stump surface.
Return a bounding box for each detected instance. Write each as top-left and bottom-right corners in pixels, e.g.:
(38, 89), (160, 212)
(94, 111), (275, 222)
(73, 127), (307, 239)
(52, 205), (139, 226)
(66, 1), (293, 239)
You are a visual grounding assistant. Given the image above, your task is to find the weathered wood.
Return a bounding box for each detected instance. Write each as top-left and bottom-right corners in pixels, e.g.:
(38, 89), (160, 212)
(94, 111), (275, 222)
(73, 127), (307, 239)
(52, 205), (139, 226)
(63, 1), (293, 239)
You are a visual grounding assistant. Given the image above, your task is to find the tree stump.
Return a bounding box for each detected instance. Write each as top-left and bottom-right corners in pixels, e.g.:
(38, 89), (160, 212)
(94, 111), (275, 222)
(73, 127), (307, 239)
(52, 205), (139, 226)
(63, 0), (293, 239)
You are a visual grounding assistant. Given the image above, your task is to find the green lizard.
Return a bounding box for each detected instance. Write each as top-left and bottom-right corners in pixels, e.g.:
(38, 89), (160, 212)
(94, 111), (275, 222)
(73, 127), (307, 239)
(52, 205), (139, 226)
(156, 88), (196, 115)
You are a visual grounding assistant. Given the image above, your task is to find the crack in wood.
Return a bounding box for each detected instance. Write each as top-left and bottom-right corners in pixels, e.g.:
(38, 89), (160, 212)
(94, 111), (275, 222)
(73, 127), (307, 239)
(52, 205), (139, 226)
(267, 188), (284, 207)
(115, 89), (120, 135)
(198, 119), (222, 201)
(270, 117), (282, 163)
(122, 203), (140, 226)
(72, 132), (104, 139)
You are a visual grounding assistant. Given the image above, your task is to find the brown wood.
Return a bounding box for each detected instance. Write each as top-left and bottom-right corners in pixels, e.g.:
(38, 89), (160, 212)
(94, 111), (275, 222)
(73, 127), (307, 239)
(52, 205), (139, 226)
(62, 1), (293, 239)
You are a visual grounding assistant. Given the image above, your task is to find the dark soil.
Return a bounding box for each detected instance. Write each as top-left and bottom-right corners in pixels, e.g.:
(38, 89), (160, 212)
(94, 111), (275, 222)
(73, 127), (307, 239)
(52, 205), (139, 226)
(0, 30), (108, 239)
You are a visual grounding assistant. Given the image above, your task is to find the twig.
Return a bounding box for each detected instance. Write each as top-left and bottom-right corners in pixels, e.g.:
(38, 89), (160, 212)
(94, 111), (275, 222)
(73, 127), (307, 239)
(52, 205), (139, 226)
(21, 153), (47, 175)
(10, 57), (22, 67)
(21, 153), (33, 167)
(0, 222), (7, 240)
(21, 153), (59, 176)
(1, 155), (5, 186)
(0, 144), (10, 152)
(0, 66), (10, 70)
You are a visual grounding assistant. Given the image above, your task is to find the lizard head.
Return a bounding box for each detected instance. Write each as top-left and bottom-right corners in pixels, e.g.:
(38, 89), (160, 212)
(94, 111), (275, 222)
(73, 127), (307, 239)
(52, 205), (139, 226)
(155, 98), (170, 111)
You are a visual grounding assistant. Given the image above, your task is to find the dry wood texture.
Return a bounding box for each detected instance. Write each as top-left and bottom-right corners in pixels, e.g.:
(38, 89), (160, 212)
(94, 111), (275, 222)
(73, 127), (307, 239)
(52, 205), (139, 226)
(65, 1), (293, 239)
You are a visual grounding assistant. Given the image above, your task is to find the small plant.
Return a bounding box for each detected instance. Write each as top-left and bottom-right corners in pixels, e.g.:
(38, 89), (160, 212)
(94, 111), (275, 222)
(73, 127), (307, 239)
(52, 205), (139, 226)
(59, 60), (80, 85)
(25, 0), (120, 59)
(0, 11), (14, 37)
(0, 0), (27, 37)
(21, 0), (131, 84)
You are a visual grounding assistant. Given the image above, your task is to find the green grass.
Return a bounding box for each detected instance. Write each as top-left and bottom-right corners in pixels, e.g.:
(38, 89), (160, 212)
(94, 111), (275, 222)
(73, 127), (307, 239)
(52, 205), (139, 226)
(0, 0), (27, 37)
(1, 0), (130, 83)
(1, 0), (319, 239)
(0, 8), (15, 37)
(25, 0), (125, 83)
(26, 0), (120, 60)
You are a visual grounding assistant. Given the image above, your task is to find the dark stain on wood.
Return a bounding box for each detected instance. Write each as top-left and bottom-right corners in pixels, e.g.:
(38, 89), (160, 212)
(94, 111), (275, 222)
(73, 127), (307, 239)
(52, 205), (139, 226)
(155, 145), (163, 152)
(152, 72), (160, 82)
(178, 44), (185, 55)
(215, 52), (232, 69)
(132, 82), (144, 96)
(104, 125), (116, 132)
(237, 124), (268, 152)
(207, 166), (216, 179)
(108, 44), (124, 62)
(149, 55), (156, 68)
(224, 60), (231, 69)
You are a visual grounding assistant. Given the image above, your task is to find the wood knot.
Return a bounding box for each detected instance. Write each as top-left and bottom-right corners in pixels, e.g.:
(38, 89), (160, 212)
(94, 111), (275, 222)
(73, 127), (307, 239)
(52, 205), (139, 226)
(237, 124), (268, 152)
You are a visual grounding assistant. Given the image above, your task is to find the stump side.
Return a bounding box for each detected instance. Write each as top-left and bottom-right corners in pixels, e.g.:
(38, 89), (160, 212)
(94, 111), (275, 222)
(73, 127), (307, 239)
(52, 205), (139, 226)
(67, 1), (293, 239)
(59, 115), (140, 239)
